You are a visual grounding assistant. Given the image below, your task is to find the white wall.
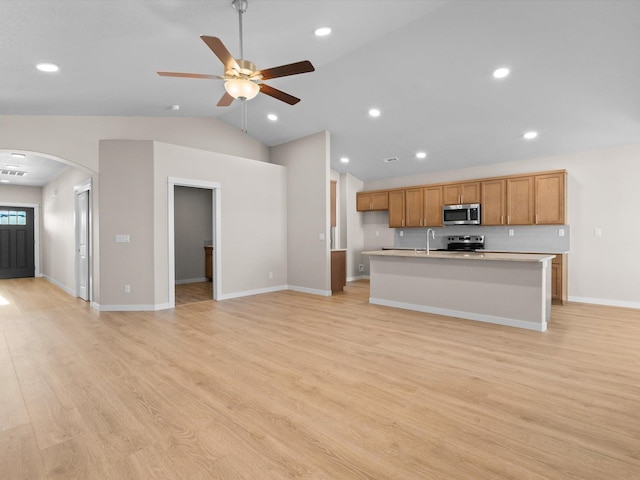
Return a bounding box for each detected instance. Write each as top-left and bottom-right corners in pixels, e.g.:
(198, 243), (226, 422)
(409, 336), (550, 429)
(174, 186), (212, 283)
(0, 185), (42, 204)
(271, 131), (331, 295)
(0, 116), (269, 172)
(362, 144), (640, 308)
(153, 142), (288, 303)
(41, 168), (96, 296)
(99, 140), (155, 308)
(343, 173), (366, 280)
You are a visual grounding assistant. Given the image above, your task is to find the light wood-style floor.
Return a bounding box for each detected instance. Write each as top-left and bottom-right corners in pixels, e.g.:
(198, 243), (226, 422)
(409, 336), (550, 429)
(175, 281), (213, 306)
(1, 278), (639, 479)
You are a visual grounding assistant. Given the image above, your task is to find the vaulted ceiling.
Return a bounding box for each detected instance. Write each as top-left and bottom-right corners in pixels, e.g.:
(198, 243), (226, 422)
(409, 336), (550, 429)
(2, 0), (639, 186)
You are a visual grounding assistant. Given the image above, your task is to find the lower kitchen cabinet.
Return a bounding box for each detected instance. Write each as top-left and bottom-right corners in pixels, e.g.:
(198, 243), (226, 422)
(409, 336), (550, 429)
(551, 254), (567, 305)
(331, 250), (346, 294)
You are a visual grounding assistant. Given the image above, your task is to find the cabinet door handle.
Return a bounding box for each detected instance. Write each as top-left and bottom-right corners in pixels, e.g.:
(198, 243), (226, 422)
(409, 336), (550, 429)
(501, 215), (504, 225)
(536, 214), (539, 224)
(507, 215), (511, 224)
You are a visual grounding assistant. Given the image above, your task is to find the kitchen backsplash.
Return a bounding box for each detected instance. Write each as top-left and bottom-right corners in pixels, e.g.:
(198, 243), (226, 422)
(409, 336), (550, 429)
(393, 225), (570, 253)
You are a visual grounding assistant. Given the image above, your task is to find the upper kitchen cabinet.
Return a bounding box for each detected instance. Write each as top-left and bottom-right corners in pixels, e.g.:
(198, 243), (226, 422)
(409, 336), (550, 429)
(443, 181), (480, 205)
(356, 191), (389, 211)
(481, 179), (506, 225)
(506, 176), (535, 225)
(535, 172), (566, 224)
(388, 190), (405, 227)
(404, 188), (424, 227)
(423, 186), (443, 226)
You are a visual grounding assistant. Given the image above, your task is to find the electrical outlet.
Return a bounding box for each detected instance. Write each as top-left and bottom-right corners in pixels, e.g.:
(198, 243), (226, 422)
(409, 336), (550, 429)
(375, 230), (380, 237)
(508, 229), (514, 237)
(358, 264), (364, 272)
(124, 284), (131, 294)
(268, 272), (273, 279)
(558, 228), (565, 237)
(399, 230), (404, 237)
(319, 233), (325, 241)
(594, 228), (602, 237)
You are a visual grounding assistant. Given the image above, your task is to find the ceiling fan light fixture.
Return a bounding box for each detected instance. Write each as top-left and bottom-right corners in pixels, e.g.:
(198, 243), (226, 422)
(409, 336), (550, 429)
(224, 78), (260, 100)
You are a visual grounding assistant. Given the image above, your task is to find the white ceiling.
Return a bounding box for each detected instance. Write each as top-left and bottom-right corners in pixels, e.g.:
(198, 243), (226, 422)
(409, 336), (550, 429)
(0, 151), (69, 187)
(2, 0), (640, 185)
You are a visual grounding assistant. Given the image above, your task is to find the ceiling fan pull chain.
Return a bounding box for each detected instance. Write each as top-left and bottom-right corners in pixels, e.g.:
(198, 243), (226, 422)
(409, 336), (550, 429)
(241, 99), (248, 134)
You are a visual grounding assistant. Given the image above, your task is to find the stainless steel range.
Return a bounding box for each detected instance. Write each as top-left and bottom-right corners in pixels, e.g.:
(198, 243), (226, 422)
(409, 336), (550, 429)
(446, 235), (485, 252)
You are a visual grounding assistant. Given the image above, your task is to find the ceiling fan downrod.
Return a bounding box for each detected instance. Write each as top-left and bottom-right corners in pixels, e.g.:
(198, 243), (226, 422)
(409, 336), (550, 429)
(232, 0), (248, 60)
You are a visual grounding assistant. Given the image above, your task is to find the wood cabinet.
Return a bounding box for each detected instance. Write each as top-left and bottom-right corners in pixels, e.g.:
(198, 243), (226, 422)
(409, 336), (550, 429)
(204, 246), (213, 281)
(443, 181), (480, 205)
(551, 254), (567, 305)
(535, 172), (566, 224)
(356, 170), (566, 227)
(356, 191), (388, 211)
(404, 188), (424, 227)
(506, 176), (534, 225)
(481, 179), (506, 225)
(331, 250), (346, 294)
(388, 190), (405, 227)
(423, 186), (443, 226)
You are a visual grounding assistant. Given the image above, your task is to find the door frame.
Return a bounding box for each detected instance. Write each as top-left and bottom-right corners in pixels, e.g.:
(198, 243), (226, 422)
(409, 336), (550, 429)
(0, 203), (40, 278)
(74, 178), (92, 302)
(167, 177), (221, 307)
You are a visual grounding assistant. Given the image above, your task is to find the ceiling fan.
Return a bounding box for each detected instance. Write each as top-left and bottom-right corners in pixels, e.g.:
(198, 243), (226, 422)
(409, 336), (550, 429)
(157, 0), (315, 112)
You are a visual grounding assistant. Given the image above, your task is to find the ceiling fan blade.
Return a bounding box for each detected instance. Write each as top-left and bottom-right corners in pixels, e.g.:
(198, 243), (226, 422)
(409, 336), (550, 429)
(217, 92), (235, 107)
(201, 36), (239, 72)
(260, 84), (300, 105)
(157, 71), (223, 80)
(255, 60), (315, 80)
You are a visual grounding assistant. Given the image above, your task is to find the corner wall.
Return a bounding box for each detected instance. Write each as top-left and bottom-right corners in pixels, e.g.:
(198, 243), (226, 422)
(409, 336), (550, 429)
(271, 131), (331, 295)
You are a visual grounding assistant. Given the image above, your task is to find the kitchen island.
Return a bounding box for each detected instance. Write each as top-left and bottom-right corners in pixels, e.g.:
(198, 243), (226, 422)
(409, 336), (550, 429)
(363, 250), (555, 331)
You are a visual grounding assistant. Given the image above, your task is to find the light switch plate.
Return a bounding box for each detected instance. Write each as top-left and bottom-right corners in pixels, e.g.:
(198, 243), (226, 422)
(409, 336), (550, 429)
(115, 234), (130, 243)
(319, 233), (325, 241)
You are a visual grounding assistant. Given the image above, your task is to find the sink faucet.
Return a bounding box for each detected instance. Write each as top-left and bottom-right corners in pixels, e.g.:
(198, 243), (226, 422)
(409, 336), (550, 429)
(426, 228), (435, 254)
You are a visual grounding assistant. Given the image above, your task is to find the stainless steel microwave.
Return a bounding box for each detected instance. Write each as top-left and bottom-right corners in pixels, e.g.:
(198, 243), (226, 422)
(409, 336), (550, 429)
(442, 203), (481, 225)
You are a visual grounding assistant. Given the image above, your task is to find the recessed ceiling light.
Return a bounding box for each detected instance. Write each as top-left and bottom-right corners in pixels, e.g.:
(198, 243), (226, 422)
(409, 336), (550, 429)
(267, 113), (278, 121)
(523, 131), (538, 140)
(369, 108), (381, 118)
(314, 26), (332, 37)
(493, 67), (510, 79)
(36, 63), (59, 73)
(416, 152), (427, 159)
(5, 164), (19, 170)
(340, 157), (349, 163)
(11, 153), (26, 158)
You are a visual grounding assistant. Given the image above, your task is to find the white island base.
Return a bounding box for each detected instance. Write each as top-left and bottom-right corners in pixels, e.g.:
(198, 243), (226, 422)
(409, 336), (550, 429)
(364, 251), (554, 332)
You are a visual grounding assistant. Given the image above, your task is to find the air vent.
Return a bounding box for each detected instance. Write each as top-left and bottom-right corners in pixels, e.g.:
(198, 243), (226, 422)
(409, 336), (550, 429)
(1, 169), (27, 176)
(382, 157), (399, 163)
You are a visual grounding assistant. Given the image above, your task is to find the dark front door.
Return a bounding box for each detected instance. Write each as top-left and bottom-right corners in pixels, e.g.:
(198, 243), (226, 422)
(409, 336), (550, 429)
(0, 207), (35, 279)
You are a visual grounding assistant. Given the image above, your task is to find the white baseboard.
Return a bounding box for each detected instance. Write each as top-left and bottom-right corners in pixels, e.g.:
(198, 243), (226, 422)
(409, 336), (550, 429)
(567, 295), (640, 310)
(42, 274), (75, 296)
(287, 285), (332, 297)
(218, 285), (288, 300)
(175, 277), (208, 285)
(347, 275), (369, 282)
(369, 297), (547, 332)
(95, 303), (172, 312)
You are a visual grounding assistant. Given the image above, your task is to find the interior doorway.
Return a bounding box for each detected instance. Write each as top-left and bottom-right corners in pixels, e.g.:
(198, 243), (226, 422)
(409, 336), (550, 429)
(174, 186), (213, 305)
(167, 178), (221, 308)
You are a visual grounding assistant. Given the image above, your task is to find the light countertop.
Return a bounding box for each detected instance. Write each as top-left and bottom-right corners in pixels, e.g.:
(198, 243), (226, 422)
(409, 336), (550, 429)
(363, 250), (555, 263)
